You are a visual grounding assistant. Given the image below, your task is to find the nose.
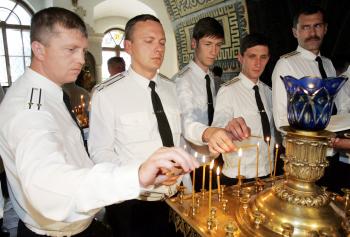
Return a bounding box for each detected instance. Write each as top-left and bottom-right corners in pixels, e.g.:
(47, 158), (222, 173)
(77, 50), (85, 65)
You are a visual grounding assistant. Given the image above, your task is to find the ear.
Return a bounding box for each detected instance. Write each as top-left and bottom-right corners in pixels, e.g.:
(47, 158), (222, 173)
(124, 40), (132, 55)
(292, 27), (298, 39)
(191, 38), (197, 49)
(31, 41), (45, 61)
(238, 53), (243, 64)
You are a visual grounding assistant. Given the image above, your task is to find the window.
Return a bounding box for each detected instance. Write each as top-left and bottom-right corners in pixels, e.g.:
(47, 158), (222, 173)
(101, 28), (130, 81)
(0, 0), (33, 86)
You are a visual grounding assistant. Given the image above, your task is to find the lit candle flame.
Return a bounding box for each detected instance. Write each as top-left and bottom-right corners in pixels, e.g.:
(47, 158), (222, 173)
(216, 166), (220, 175)
(202, 155), (206, 163)
(238, 148), (243, 157)
(194, 152), (198, 158)
(210, 160), (214, 169)
(266, 136), (270, 143)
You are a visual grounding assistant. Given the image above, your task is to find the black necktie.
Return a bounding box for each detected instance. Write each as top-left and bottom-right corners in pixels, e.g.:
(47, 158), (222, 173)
(205, 74), (214, 126)
(63, 91), (85, 141)
(149, 81), (174, 147)
(315, 56), (327, 79)
(315, 56), (337, 114)
(253, 85), (271, 141)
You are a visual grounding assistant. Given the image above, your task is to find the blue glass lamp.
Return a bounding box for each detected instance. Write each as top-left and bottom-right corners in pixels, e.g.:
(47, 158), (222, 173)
(281, 76), (348, 131)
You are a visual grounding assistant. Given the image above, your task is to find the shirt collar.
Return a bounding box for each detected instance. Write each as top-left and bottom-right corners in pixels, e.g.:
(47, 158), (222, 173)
(297, 45), (321, 60)
(239, 72), (260, 89)
(189, 60), (209, 80)
(129, 67), (158, 89)
(25, 67), (63, 101)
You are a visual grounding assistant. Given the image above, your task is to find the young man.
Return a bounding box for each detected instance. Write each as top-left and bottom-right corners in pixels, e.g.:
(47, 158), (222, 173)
(107, 56), (126, 77)
(0, 8), (197, 237)
(89, 14), (191, 237)
(174, 17), (237, 156)
(212, 33), (274, 184)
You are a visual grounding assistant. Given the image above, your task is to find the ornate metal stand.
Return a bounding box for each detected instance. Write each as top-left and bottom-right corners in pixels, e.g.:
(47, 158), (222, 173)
(235, 127), (344, 236)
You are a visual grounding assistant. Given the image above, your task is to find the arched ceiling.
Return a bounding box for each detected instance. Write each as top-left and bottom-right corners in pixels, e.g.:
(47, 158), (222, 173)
(93, 0), (156, 20)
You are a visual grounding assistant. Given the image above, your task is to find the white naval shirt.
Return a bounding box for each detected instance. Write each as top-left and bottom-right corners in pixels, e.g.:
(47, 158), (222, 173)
(174, 60), (216, 145)
(212, 73), (275, 178)
(89, 68), (181, 201)
(337, 65), (350, 113)
(272, 46), (338, 130)
(0, 68), (141, 236)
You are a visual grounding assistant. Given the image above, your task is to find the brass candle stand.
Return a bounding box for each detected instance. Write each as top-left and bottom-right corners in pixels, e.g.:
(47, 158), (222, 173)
(167, 127), (350, 236)
(234, 126), (345, 236)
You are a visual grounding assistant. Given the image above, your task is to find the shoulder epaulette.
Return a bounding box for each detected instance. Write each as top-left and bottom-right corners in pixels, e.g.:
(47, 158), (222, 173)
(26, 87), (43, 110)
(95, 72), (126, 91)
(280, 51), (300, 59)
(159, 73), (174, 83)
(222, 77), (240, 87)
(176, 65), (190, 78)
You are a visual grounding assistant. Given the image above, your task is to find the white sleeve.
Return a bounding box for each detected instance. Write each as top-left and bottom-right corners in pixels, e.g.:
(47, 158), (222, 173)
(176, 77), (208, 145)
(272, 59), (290, 131)
(212, 86), (234, 128)
(334, 77), (350, 114)
(9, 110), (140, 221)
(88, 91), (121, 164)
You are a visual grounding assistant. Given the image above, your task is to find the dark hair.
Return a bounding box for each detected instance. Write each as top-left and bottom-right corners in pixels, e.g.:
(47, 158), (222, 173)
(212, 66), (223, 77)
(30, 7), (87, 44)
(240, 33), (270, 55)
(125, 14), (161, 41)
(192, 17), (224, 41)
(108, 56), (126, 70)
(293, 5), (326, 28)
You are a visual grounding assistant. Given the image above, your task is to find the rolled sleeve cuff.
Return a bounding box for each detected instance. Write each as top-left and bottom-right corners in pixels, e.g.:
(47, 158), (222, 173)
(186, 123), (209, 146)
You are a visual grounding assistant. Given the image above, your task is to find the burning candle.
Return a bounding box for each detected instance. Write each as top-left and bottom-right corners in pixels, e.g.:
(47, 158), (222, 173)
(80, 95), (84, 104)
(202, 155), (206, 191)
(266, 137), (272, 177)
(256, 142), (260, 178)
(216, 166), (221, 196)
(192, 167), (196, 207)
(238, 148), (242, 177)
(273, 144), (279, 177)
(208, 160), (214, 216)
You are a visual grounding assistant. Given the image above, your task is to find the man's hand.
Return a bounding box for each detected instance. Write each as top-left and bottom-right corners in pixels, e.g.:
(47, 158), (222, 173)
(138, 147), (199, 188)
(202, 127), (237, 155)
(225, 117), (251, 141)
(330, 137), (350, 152)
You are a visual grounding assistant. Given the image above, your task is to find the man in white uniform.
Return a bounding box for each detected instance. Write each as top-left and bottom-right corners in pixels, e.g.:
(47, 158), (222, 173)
(89, 14), (194, 237)
(272, 5), (348, 193)
(272, 5), (347, 130)
(174, 17), (237, 156)
(212, 34), (275, 184)
(0, 8), (197, 237)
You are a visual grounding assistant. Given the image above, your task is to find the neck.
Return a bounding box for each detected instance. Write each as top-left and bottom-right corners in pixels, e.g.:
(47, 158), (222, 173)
(131, 65), (157, 80)
(193, 58), (209, 73)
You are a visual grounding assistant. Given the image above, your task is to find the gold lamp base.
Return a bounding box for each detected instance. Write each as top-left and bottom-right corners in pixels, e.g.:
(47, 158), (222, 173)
(233, 126), (345, 236)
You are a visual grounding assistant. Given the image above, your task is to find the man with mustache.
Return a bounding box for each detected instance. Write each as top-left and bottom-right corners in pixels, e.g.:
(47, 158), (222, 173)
(272, 5), (348, 192)
(272, 5), (342, 131)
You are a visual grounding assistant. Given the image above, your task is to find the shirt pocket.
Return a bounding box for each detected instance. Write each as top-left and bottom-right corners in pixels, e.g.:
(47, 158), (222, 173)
(118, 112), (152, 144)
